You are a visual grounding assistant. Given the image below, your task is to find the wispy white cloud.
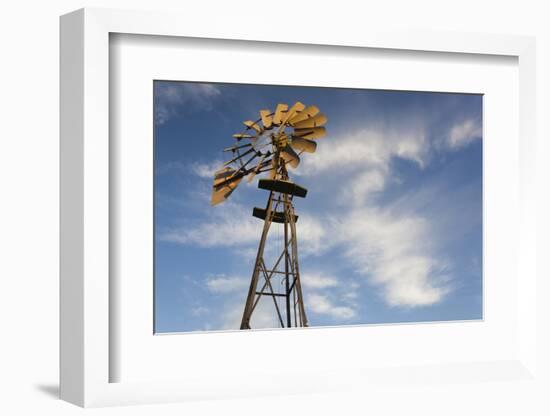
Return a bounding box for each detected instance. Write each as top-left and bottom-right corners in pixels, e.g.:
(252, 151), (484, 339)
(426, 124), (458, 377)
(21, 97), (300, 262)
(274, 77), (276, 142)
(191, 306), (209, 316)
(300, 272), (339, 289)
(287, 204), (452, 308)
(155, 82), (221, 125)
(157, 159), (224, 180)
(220, 298), (281, 330)
(300, 273), (359, 321)
(298, 127), (428, 177)
(205, 274), (249, 293)
(335, 209), (451, 307)
(446, 118), (482, 149)
(294, 214), (328, 256)
(160, 198), (330, 259)
(307, 293), (356, 320)
(345, 168), (387, 206)
(342, 281), (361, 302)
(295, 125), (464, 307)
(160, 202), (261, 247)
(190, 159), (225, 179)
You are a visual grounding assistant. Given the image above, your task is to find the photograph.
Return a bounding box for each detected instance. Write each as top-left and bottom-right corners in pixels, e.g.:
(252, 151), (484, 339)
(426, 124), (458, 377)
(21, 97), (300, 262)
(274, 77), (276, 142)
(153, 81), (483, 333)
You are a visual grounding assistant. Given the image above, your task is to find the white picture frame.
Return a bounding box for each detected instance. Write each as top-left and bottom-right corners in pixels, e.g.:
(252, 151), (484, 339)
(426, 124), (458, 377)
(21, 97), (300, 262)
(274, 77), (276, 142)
(60, 7), (537, 408)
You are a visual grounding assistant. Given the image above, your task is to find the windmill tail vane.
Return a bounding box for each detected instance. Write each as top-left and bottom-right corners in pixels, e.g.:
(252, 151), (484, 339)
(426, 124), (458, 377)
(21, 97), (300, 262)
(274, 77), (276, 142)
(210, 102), (328, 329)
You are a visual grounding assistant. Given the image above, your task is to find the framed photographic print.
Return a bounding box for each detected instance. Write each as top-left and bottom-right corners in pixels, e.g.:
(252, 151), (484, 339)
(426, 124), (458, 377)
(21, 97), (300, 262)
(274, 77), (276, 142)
(60, 8), (537, 408)
(153, 81), (483, 334)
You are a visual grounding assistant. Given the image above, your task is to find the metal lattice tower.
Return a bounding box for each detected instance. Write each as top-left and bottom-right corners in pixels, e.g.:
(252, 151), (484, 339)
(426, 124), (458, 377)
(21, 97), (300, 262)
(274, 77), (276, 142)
(210, 102), (327, 329)
(240, 164), (308, 329)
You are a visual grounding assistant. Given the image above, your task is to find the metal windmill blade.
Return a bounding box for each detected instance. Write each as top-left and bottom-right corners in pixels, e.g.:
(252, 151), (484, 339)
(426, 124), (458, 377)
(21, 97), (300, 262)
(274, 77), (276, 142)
(281, 101), (306, 125)
(259, 109), (273, 129)
(280, 144), (300, 168)
(243, 120), (263, 133)
(288, 105), (320, 126)
(232, 133), (254, 140)
(292, 113), (327, 129)
(272, 103), (288, 126)
(293, 127), (326, 140)
(211, 167), (242, 205)
(290, 137), (317, 153)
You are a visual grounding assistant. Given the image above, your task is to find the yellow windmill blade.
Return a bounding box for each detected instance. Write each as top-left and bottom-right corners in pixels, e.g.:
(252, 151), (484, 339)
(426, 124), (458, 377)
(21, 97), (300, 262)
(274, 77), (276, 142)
(211, 167), (243, 205)
(290, 137), (317, 153)
(280, 144), (300, 169)
(259, 109), (273, 129)
(272, 103), (288, 126)
(288, 105), (320, 126)
(281, 101), (306, 125)
(232, 133), (254, 139)
(292, 127), (326, 140)
(292, 113), (327, 129)
(211, 176), (243, 205)
(213, 166), (236, 185)
(243, 120), (263, 133)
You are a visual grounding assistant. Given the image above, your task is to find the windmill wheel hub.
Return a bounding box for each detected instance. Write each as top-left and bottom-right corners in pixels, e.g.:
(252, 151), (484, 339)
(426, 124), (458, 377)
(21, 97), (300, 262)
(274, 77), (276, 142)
(272, 132), (289, 149)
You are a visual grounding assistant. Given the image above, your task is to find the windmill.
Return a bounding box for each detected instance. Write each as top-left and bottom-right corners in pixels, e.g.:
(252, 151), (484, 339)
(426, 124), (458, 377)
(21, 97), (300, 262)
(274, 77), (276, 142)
(210, 102), (327, 329)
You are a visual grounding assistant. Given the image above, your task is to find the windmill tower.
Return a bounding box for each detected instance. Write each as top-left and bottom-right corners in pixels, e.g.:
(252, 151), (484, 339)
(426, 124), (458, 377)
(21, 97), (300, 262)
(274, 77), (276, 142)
(210, 102), (327, 329)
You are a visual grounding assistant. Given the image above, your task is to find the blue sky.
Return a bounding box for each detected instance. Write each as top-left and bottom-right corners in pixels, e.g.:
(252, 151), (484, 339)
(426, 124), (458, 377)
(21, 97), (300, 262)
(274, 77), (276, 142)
(154, 81), (483, 333)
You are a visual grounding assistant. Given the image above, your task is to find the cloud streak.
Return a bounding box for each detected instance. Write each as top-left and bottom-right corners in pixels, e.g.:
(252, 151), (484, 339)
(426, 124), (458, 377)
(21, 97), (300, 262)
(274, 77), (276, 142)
(160, 198), (329, 259)
(307, 293), (356, 320)
(160, 202), (261, 247)
(334, 208), (451, 307)
(190, 159), (225, 179)
(301, 273), (339, 289)
(298, 126), (428, 177)
(155, 82), (221, 125)
(446, 118), (482, 149)
(206, 274), (249, 293)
